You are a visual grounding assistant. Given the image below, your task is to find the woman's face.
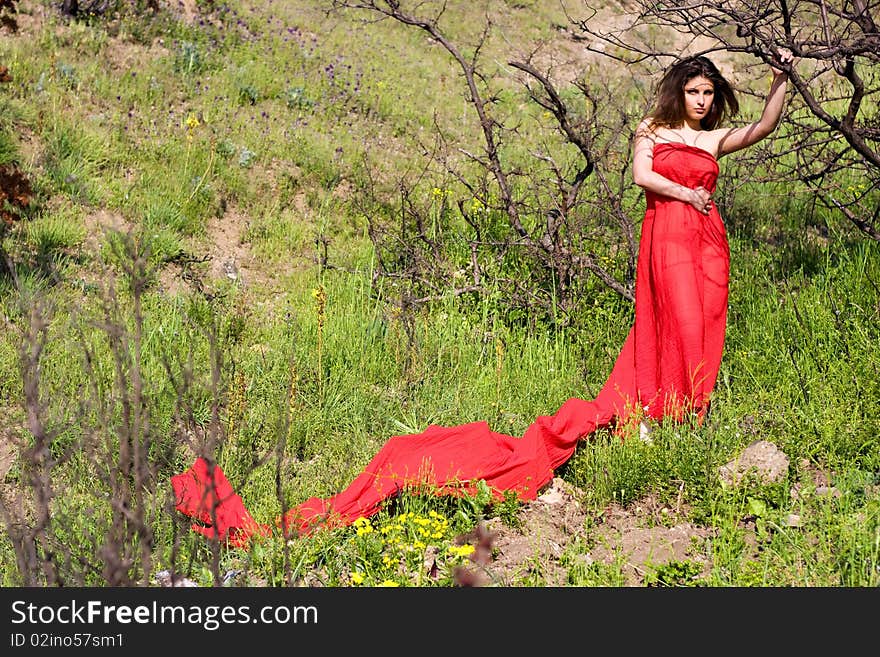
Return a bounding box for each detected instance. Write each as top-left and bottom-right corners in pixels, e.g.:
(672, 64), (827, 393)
(683, 75), (714, 124)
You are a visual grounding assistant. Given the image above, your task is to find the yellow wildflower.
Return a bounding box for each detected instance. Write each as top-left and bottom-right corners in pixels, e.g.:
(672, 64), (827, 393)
(448, 544), (475, 558)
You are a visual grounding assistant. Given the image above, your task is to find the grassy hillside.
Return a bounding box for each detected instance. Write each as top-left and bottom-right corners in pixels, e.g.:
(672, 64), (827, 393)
(0, 0), (877, 587)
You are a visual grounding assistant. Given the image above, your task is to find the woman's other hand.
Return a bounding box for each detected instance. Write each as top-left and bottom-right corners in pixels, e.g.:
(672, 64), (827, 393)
(770, 47), (794, 78)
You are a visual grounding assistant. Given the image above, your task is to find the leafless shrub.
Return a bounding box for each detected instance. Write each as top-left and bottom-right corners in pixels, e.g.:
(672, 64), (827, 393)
(60, 0), (159, 18)
(0, 233), (249, 586)
(328, 1), (646, 329)
(0, 292), (62, 585)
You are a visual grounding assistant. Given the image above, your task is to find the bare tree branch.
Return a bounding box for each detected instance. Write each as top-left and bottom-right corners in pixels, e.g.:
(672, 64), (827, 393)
(571, 0), (880, 241)
(329, 1), (642, 323)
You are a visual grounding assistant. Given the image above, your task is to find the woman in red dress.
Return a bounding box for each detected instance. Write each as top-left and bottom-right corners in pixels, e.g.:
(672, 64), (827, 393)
(172, 50), (794, 546)
(627, 49), (793, 432)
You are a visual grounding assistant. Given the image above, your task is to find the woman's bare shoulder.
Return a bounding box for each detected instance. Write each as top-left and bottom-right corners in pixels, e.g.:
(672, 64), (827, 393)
(636, 120), (664, 150)
(699, 127), (736, 157)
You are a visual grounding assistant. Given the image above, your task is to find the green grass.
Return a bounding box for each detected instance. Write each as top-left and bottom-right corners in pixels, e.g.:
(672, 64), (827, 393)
(0, 0), (877, 588)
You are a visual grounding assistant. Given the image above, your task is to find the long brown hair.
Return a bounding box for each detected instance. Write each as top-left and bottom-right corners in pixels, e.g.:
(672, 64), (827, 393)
(647, 56), (739, 130)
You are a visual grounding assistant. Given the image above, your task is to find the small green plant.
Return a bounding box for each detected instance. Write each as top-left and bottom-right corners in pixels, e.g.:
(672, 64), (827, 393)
(0, 128), (17, 166)
(43, 123), (106, 204)
(285, 86), (314, 110)
(54, 62), (77, 89)
(144, 201), (189, 234)
(644, 559), (705, 587)
(494, 489), (523, 530)
(174, 40), (206, 75)
(216, 140), (237, 158)
(237, 146), (256, 168)
(237, 82), (260, 106)
(26, 212), (85, 256)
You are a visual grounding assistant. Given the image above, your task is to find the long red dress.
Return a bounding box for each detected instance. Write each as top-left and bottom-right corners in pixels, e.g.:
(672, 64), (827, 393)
(171, 142), (730, 547)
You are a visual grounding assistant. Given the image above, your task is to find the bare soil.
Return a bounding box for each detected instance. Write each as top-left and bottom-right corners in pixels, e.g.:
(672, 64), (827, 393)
(450, 439), (826, 587)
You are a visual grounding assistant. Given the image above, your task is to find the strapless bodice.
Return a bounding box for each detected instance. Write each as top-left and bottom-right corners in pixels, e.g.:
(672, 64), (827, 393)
(650, 142), (719, 194)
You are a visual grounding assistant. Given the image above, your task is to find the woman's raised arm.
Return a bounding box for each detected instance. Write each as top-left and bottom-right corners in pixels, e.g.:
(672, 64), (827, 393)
(717, 48), (793, 156)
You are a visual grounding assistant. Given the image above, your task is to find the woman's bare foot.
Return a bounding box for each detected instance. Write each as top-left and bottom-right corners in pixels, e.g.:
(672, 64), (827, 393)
(639, 420), (654, 444)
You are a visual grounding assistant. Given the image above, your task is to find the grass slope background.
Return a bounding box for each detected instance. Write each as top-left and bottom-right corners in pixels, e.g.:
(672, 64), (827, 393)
(0, 0), (877, 587)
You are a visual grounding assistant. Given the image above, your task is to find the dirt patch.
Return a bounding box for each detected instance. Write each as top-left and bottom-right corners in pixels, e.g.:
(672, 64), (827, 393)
(0, 414), (27, 530)
(481, 477), (590, 586)
(451, 439), (798, 587)
(587, 501), (714, 586)
(7, 0), (50, 35)
(459, 478), (713, 587)
(0, 425), (17, 481)
(719, 439), (789, 487)
(154, 203), (281, 297)
(11, 124), (44, 171)
(201, 205), (255, 288)
(176, 0), (200, 26)
(102, 35), (169, 76)
(81, 208), (132, 250)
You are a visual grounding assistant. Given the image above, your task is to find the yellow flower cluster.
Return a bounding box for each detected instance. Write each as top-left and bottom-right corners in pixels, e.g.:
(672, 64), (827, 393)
(184, 113), (201, 142)
(347, 509), (475, 587)
(447, 543), (475, 558)
(311, 284), (327, 308)
(312, 285), (327, 332)
(353, 516), (373, 536)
